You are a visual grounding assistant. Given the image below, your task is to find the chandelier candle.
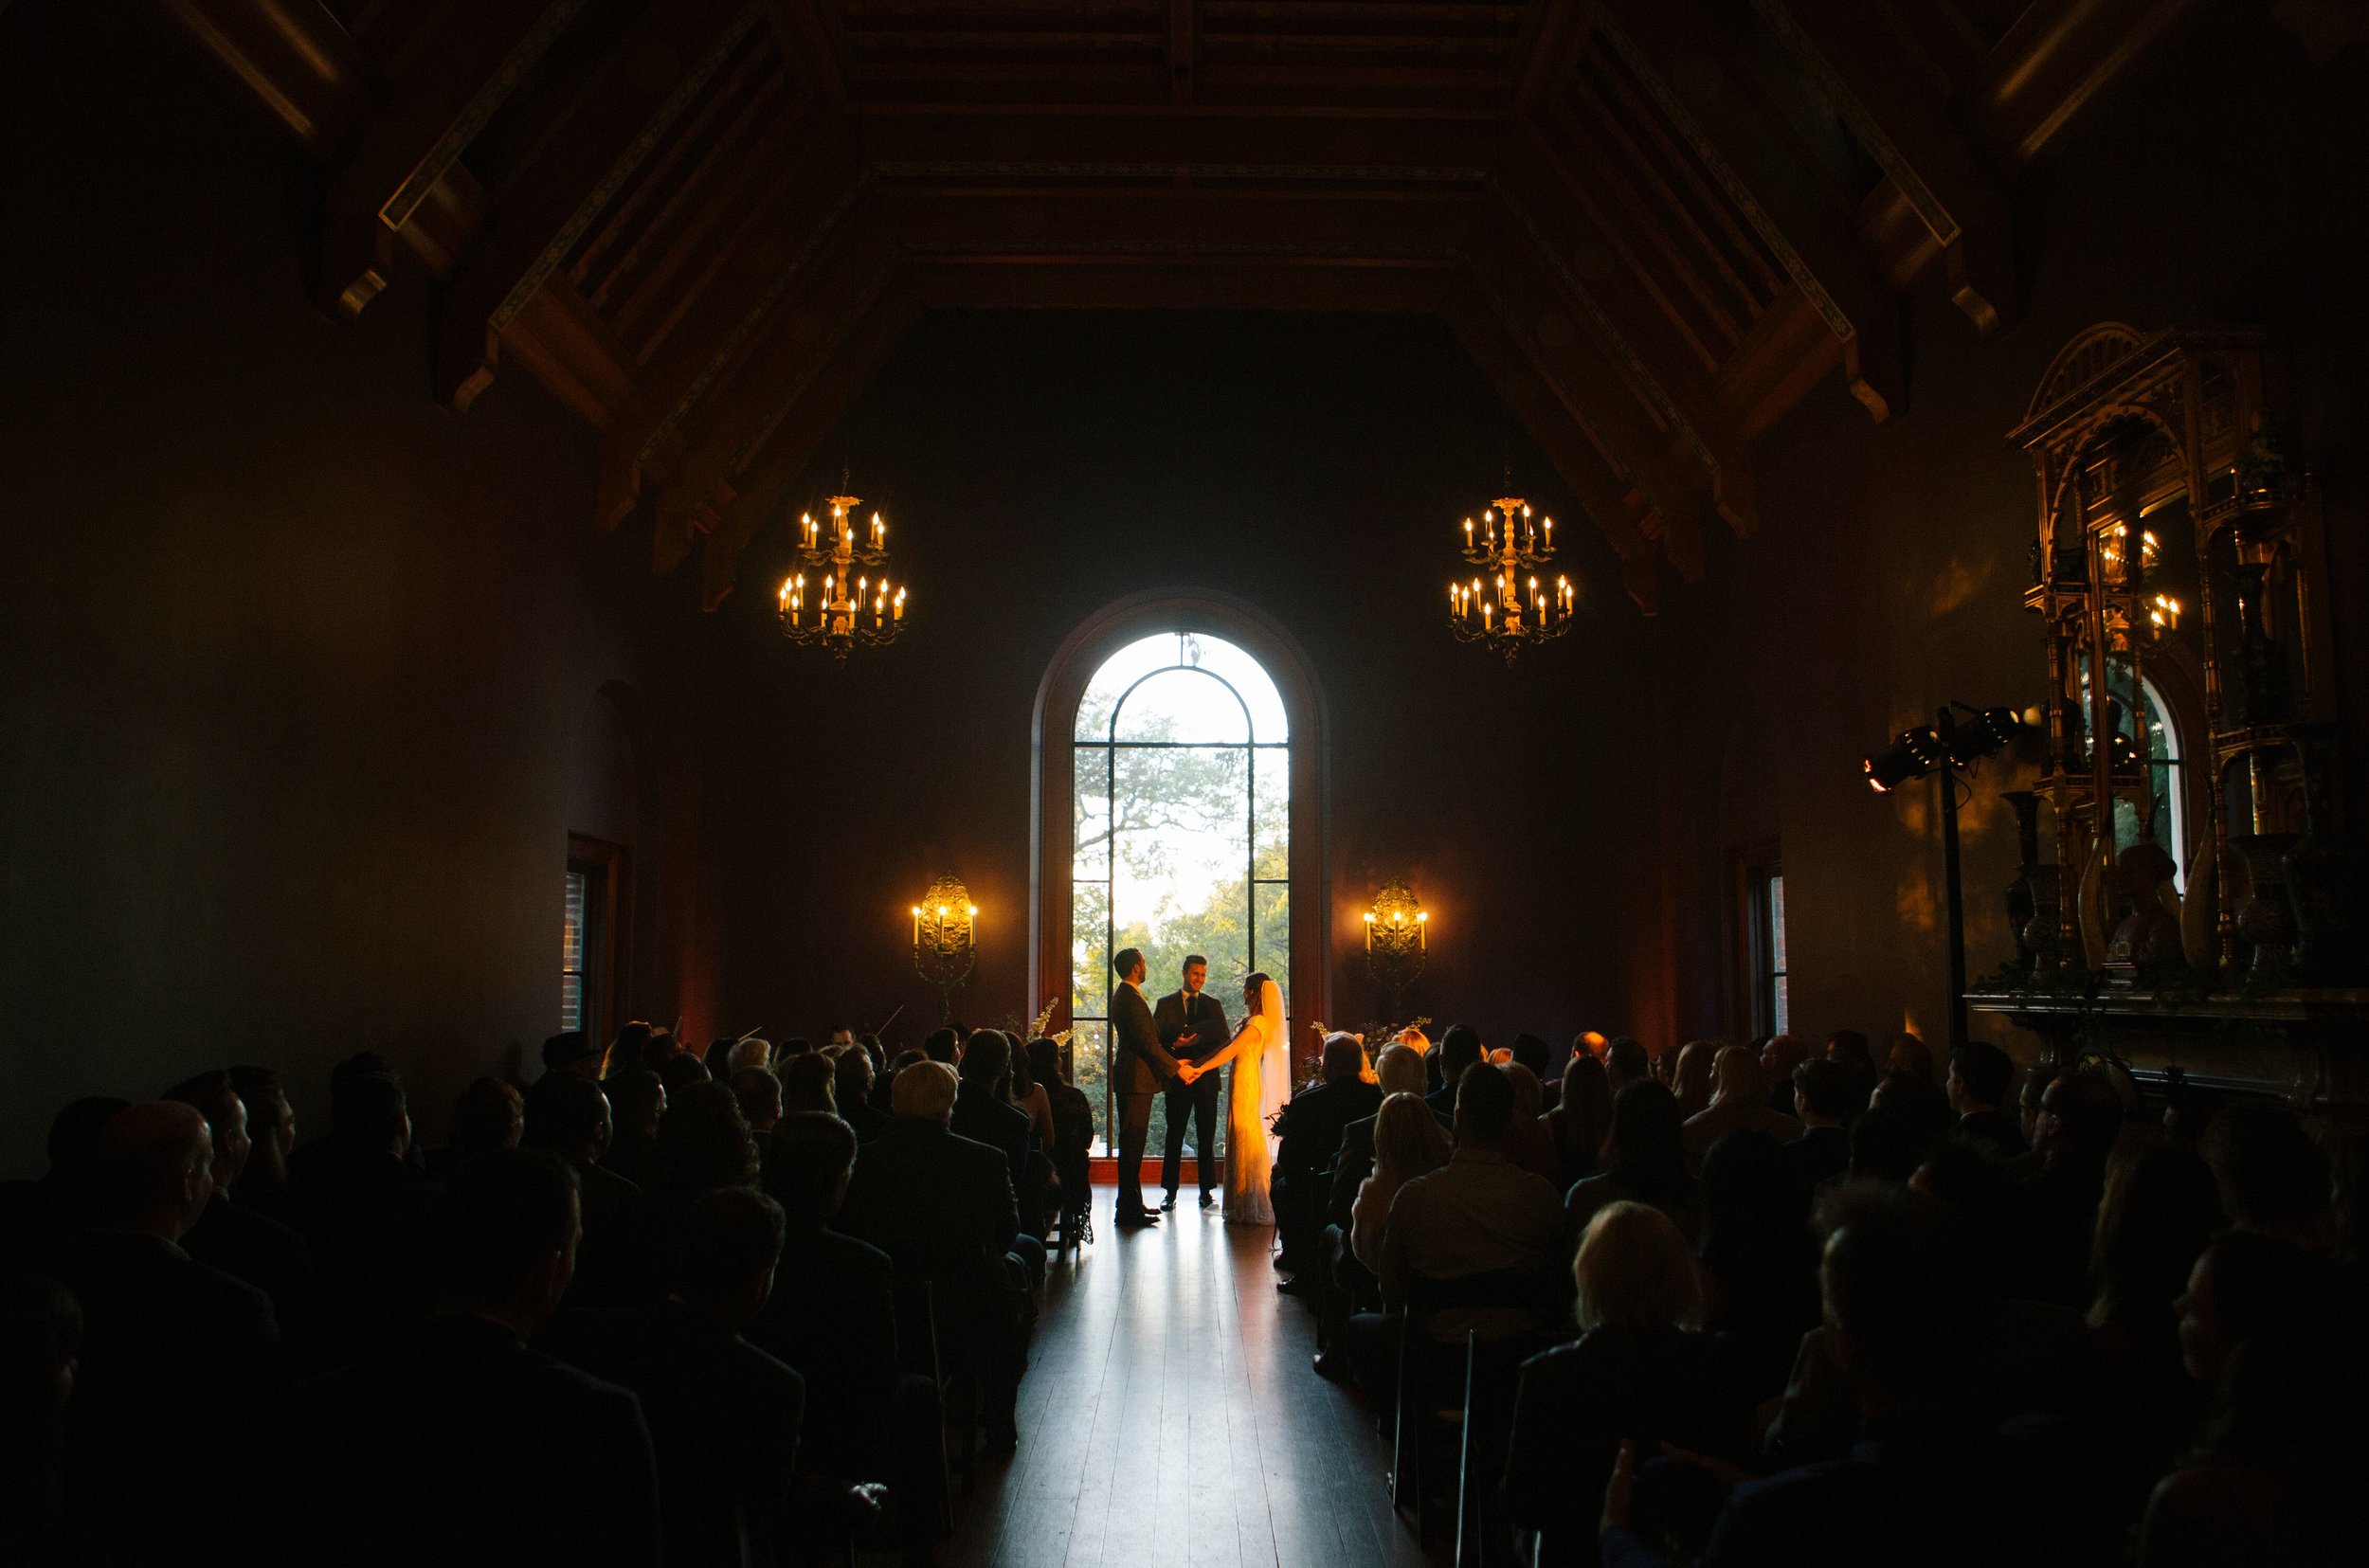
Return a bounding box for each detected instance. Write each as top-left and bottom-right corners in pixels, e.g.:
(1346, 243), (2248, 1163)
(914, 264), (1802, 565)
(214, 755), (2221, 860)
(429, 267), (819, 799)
(780, 493), (908, 661)
(1449, 495), (1575, 661)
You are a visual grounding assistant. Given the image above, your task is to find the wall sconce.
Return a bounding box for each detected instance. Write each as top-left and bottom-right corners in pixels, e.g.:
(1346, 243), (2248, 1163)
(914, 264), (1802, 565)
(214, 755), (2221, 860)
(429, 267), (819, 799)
(911, 873), (976, 1020)
(1363, 878), (1427, 1021)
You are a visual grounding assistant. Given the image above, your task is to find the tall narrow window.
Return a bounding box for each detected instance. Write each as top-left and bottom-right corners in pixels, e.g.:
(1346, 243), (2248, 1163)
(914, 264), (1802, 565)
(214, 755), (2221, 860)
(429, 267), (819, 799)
(1734, 842), (1787, 1036)
(1069, 632), (1289, 1152)
(564, 836), (628, 1049)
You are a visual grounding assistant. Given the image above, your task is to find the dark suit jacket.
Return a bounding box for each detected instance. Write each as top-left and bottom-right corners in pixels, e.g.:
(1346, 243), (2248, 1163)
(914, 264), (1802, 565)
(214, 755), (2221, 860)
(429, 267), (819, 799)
(746, 1224), (900, 1475)
(835, 1119), (1020, 1284)
(55, 1231), (280, 1564)
(1328, 1112), (1380, 1230)
(1275, 1077), (1383, 1183)
(950, 1084), (1034, 1194)
(1781, 1125), (1851, 1191)
(287, 1145), (439, 1365)
(297, 1313), (659, 1568)
(1110, 981), (1179, 1096)
(1956, 1108), (2029, 1160)
(1153, 988), (1232, 1067)
(840, 1098), (895, 1144)
(181, 1191), (316, 1348)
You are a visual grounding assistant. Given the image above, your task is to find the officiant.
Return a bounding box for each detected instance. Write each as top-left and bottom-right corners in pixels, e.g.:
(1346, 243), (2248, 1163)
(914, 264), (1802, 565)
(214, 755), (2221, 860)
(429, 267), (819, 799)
(1154, 954), (1230, 1211)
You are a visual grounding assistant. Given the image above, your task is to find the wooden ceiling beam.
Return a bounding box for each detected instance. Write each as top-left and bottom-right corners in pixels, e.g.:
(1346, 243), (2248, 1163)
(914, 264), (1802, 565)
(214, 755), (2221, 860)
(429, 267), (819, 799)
(880, 185), (1481, 261)
(155, 0), (371, 154)
(859, 110), (1502, 175)
(432, 0), (763, 413)
(1746, 0), (2016, 333)
(1976, 0), (2198, 167)
(911, 257), (1456, 311)
(316, 0), (594, 318)
(763, 0), (852, 111)
(1592, 0), (1903, 423)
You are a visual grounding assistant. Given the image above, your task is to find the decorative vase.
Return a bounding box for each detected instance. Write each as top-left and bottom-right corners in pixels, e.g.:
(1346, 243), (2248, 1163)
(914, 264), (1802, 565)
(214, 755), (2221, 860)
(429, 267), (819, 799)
(2231, 832), (2302, 987)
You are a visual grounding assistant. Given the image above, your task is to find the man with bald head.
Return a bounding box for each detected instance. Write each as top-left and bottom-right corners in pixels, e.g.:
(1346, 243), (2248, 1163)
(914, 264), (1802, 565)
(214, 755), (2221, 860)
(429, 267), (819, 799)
(167, 1069), (316, 1338)
(55, 1102), (280, 1564)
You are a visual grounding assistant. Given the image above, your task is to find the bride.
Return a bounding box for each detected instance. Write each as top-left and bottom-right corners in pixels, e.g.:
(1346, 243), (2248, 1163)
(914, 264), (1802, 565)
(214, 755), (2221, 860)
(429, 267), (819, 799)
(1180, 972), (1286, 1225)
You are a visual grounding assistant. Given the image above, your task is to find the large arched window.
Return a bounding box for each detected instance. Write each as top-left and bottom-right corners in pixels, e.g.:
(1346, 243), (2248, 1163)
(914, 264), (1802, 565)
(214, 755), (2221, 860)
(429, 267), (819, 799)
(1032, 594), (1327, 1157)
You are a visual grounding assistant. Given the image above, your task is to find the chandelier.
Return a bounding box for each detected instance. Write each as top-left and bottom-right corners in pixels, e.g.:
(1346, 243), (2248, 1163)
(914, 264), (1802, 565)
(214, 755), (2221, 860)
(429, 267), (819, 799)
(1449, 495), (1573, 660)
(778, 493), (908, 660)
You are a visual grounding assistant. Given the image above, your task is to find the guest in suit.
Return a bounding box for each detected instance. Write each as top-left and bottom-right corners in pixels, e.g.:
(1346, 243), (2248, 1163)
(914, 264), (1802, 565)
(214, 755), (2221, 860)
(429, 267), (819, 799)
(1568, 1081), (1700, 1242)
(602, 1068), (667, 1190)
(543, 1029), (602, 1082)
(2022, 1072), (2125, 1307)
(834, 1048), (893, 1142)
(286, 1071), (438, 1368)
(227, 1065), (297, 1220)
(0, 1096), (129, 1268)
(1273, 1035), (1383, 1283)
(296, 1150), (660, 1568)
(780, 1054), (837, 1118)
(1511, 1034), (1560, 1111)
(523, 1073), (653, 1307)
(1108, 947), (1181, 1228)
(954, 1031), (1048, 1275)
(1682, 1047), (1802, 1170)
(1029, 1037), (1097, 1239)
(1781, 1058), (1854, 1191)
(164, 1070), (316, 1353)
(1154, 953), (1231, 1211)
(428, 1075), (523, 1179)
(1948, 1040), (2029, 1159)
(1425, 1025), (1485, 1120)
(0, 1271), (80, 1565)
(1824, 1029), (1881, 1124)
(1759, 1036), (1810, 1118)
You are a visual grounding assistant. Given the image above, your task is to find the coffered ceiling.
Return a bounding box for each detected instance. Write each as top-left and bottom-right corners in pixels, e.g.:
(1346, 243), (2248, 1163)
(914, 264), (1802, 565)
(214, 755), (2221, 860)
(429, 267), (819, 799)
(161, 0), (2196, 610)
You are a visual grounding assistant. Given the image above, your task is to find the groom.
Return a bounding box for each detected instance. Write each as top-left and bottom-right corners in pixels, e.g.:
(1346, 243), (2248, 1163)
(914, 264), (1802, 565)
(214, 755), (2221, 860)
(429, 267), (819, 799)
(1154, 953), (1230, 1211)
(1109, 946), (1180, 1229)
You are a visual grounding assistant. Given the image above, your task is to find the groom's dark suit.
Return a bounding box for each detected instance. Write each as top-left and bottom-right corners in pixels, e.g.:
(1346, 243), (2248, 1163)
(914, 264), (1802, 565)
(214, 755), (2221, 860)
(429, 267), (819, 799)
(1155, 987), (1232, 1201)
(1110, 980), (1180, 1217)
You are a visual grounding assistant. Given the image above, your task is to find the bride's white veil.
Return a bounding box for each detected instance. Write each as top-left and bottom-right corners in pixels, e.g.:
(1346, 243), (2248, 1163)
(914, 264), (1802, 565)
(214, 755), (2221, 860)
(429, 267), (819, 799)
(1255, 977), (1288, 1123)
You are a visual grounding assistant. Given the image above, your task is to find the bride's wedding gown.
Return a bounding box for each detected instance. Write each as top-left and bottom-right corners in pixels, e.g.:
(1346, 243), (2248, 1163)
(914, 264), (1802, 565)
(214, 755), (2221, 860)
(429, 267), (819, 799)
(1196, 979), (1286, 1225)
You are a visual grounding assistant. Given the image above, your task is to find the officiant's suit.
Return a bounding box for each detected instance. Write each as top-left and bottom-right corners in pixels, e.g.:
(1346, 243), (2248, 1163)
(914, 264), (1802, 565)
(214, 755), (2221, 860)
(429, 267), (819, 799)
(1110, 980), (1180, 1217)
(1155, 987), (1232, 1203)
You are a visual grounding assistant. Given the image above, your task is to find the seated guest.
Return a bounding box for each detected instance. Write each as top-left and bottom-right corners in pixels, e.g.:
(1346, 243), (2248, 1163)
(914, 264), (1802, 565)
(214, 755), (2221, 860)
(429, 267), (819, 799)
(1884, 1034), (1954, 1123)
(727, 1036), (773, 1075)
(2140, 1232), (2369, 1568)
(2023, 1072), (2125, 1306)
(1670, 1041), (1717, 1119)
(1544, 1051), (1614, 1183)
(644, 1082), (760, 1221)
(55, 1103), (280, 1566)
(953, 1031), (1049, 1266)
(1349, 1091), (1451, 1274)
(921, 1026), (961, 1065)
(659, 1051), (712, 1103)
(1568, 1081), (1700, 1242)
(877, 1049), (925, 1114)
(163, 1071), (316, 1345)
(733, 1065), (787, 1137)
(603, 1068), (667, 1189)
(1274, 1034), (1383, 1281)
(298, 1150), (660, 1567)
(2089, 1144), (2224, 1496)
(1425, 1024), (1485, 1119)
(429, 1075), (523, 1178)
(1759, 1036), (1809, 1117)
(833, 1047), (892, 1142)
(1781, 1059), (1853, 1190)
(1328, 1041), (1430, 1235)
(1824, 1030), (1880, 1124)
(542, 1029), (601, 1082)
(523, 1073), (651, 1307)
(1505, 1202), (1750, 1567)
(600, 1020), (654, 1079)
(1502, 1062), (1563, 1185)
(0, 1271), (81, 1564)
(1006, 1032), (1058, 1155)
(1695, 1130), (1818, 1400)
(1, 1096), (131, 1266)
(227, 1066), (297, 1219)
(286, 1070), (437, 1366)
(2203, 1098), (2336, 1251)
(779, 1053), (836, 1118)
(1847, 1102), (1929, 1184)
(1681, 1046), (1801, 1169)
(566, 1188), (807, 1568)
(835, 1061), (1031, 1451)
(1510, 1034), (1559, 1110)
(1029, 1037), (1096, 1236)
(1603, 1036), (1652, 1097)
(1946, 1040), (2027, 1158)
(1378, 1061), (1568, 1340)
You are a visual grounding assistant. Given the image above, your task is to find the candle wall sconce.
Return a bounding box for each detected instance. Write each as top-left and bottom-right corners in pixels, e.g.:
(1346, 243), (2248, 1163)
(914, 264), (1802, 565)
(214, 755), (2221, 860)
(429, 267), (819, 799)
(1363, 879), (1428, 1020)
(912, 874), (977, 1020)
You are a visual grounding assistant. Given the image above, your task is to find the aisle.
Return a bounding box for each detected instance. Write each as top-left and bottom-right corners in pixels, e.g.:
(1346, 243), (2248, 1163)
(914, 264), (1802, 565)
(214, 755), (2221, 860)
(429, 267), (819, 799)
(941, 1193), (1442, 1568)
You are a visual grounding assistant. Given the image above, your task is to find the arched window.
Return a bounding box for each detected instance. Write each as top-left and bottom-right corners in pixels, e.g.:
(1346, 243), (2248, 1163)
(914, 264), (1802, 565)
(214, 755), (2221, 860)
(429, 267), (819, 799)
(1033, 595), (1326, 1158)
(2083, 659), (2190, 890)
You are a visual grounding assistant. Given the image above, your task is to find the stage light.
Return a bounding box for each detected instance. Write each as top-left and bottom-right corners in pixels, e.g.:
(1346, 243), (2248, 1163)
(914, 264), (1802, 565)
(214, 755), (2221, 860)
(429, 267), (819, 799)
(1864, 727), (1944, 792)
(1946, 706), (2025, 766)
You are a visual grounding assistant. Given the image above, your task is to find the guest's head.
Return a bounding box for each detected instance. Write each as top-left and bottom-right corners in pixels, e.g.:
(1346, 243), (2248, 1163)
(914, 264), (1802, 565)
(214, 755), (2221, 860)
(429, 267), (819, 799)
(2037, 1072), (2125, 1166)
(2175, 1230), (2334, 1389)
(1371, 1092), (1452, 1189)
(1112, 946), (1147, 985)
(163, 1070), (250, 1191)
(921, 1027), (961, 1065)
(1699, 1128), (1810, 1269)
(1438, 1025), (1484, 1082)
(648, 1082), (759, 1203)
(732, 1067), (786, 1132)
(659, 1053), (712, 1101)
(541, 1030), (598, 1080)
(1826, 1030), (1874, 1072)
(332, 1071), (411, 1160)
(1573, 1201), (1701, 1331)
(227, 1067), (293, 1179)
(1452, 1058), (1516, 1149)
(1847, 1106), (1926, 1183)
(1760, 1034), (1809, 1083)
(1671, 1042), (1717, 1117)
(1025, 1037), (1065, 1090)
(1708, 1044), (1769, 1108)
(959, 1031), (1011, 1095)
(449, 1077), (524, 1163)
(1602, 1081), (1690, 1200)
(2205, 1099), (2334, 1249)
(1818, 1185), (1981, 1414)
(2091, 1142), (2223, 1339)
(727, 1037), (773, 1075)
(672, 1187), (786, 1328)
(1374, 1041), (1426, 1098)
(1603, 1036), (1650, 1095)
(604, 1068), (665, 1142)
(1559, 1053), (1613, 1131)
(833, 1047), (876, 1113)
(434, 1149), (580, 1338)
(1510, 1034), (1550, 1081)
(1908, 1138), (2024, 1288)
(858, 1034), (886, 1072)
(47, 1097), (132, 1197)
(893, 1060), (960, 1125)
(86, 1102), (214, 1242)
(1792, 1058), (1852, 1128)
(1887, 1035), (1936, 1084)
(1321, 1033), (1364, 1084)
(522, 1073), (612, 1166)
(605, 1021), (654, 1078)
(778, 1053), (835, 1118)
(1502, 1062), (1544, 1122)
(763, 1111), (859, 1226)
(1946, 1040), (2015, 1115)
(776, 1036), (812, 1062)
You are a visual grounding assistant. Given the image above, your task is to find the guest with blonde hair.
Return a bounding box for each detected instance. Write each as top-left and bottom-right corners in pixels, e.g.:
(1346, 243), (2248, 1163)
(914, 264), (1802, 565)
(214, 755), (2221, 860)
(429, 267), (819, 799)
(1501, 1062), (1563, 1187)
(1546, 1053), (1614, 1182)
(1681, 1044), (1802, 1169)
(1350, 1092), (1452, 1272)
(1672, 1041), (1718, 1119)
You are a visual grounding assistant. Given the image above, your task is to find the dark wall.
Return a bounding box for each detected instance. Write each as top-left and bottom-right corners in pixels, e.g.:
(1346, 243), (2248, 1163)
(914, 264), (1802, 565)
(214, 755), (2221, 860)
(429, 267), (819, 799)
(0, 3), (700, 1173)
(694, 310), (1664, 1057)
(1637, 10), (2369, 1058)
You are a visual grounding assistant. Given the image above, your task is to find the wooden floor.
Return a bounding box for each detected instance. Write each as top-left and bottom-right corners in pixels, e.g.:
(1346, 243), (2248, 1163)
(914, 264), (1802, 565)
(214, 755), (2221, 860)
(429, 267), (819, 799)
(944, 1192), (1444, 1568)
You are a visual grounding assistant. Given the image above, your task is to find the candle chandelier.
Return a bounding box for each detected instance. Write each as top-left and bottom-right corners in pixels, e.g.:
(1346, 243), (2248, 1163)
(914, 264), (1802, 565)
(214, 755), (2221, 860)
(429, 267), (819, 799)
(1449, 494), (1574, 661)
(778, 492), (908, 661)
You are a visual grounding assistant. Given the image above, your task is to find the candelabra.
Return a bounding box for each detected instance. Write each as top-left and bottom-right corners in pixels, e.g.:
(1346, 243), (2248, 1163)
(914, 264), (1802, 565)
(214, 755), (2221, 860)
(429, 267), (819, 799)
(1450, 495), (1574, 661)
(911, 874), (976, 1021)
(779, 493), (908, 661)
(1363, 879), (1428, 1019)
